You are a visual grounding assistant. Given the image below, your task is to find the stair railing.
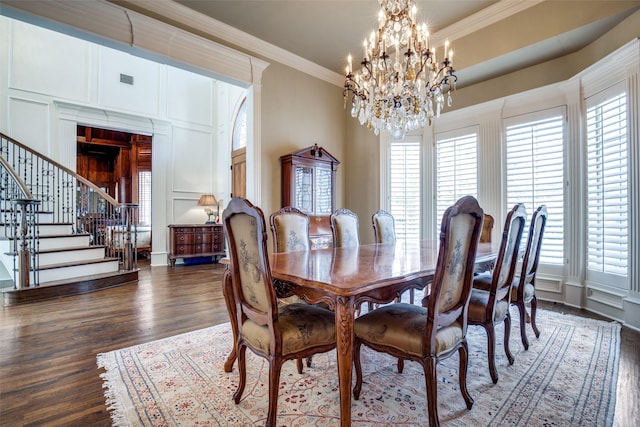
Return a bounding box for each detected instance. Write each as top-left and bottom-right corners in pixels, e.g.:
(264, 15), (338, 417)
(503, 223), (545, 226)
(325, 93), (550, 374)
(0, 155), (40, 288)
(0, 132), (139, 288)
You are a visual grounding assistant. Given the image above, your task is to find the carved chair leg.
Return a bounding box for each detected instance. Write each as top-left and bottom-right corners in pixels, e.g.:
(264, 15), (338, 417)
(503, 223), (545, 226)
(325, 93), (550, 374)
(233, 345), (247, 404)
(222, 269), (238, 372)
(517, 301), (530, 350)
(424, 356), (440, 427)
(485, 324), (498, 384)
(352, 340), (364, 400)
(459, 341), (474, 409)
(296, 358), (304, 374)
(266, 358), (283, 427)
(504, 313), (514, 365)
(530, 295), (540, 338)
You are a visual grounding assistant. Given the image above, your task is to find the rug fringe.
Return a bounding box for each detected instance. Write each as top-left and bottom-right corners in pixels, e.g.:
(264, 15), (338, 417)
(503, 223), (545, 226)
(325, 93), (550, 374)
(97, 352), (134, 427)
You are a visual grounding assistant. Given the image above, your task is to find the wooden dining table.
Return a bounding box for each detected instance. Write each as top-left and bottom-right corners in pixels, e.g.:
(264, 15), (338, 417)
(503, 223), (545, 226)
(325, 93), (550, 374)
(267, 240), (497, 427)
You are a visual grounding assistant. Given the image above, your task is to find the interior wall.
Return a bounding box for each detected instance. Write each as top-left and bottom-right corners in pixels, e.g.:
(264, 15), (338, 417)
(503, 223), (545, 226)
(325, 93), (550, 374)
(344, 114), (380, 245)
(260, 61), (346, 221)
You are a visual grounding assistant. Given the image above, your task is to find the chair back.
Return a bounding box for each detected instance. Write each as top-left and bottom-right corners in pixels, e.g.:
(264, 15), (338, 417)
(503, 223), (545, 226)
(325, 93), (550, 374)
(269, 206), (311, 252)
(480, 213), (495, 243)
(222, 197), (279, 354)
(330, 208), (360, 247)
(518, 205), (548, 286)
(426, 196), (483, 350)
(372, 209), (396, 244)
(489, 204), (527, 301)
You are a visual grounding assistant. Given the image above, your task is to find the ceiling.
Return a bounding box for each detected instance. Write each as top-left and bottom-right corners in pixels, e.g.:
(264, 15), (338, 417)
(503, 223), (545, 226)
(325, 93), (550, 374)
(169, 0), (640, 88)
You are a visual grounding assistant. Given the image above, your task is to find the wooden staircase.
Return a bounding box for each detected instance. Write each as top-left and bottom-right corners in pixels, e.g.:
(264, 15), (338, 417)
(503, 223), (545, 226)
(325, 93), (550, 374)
(0, 211), (137, 306)
(0, 132), (141, 306)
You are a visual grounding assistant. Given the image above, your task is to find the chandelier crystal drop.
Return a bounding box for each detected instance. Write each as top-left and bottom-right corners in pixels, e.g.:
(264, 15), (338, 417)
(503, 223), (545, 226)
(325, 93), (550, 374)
(343, 0), (457, 140)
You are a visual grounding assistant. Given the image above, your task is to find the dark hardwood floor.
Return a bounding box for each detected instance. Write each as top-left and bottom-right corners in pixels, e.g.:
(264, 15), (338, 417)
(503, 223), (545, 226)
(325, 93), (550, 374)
(1, 260), (638, 426)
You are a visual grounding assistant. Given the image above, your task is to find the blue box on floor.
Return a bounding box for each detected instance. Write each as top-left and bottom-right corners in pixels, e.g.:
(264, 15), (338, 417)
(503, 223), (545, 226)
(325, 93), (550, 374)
(184, 256), (213, 265)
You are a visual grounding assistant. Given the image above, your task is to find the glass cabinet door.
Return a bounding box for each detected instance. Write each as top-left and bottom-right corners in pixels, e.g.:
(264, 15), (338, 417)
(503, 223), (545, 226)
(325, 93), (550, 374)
(315, 167), (332, 215)
(294, 166), (313, 213)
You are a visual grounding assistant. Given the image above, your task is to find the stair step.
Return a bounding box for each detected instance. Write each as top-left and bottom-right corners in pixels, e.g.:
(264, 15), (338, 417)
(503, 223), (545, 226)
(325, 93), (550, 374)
(37, 258), (120, 284)
(1, 223), (74, 238)
(37, 246), (107, 267)
(0, 211), (55, 224)
(33, 234), (91, 251)
(38, 257), (119, 270)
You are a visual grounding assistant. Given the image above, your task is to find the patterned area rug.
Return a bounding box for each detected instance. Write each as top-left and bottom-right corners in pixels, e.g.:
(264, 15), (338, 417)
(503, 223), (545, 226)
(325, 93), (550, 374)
(97, 309), (620, 426)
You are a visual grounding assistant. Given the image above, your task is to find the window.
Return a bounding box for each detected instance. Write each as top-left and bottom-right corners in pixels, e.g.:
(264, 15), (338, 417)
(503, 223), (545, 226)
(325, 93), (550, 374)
(586, 89), (628, 280)
(435, 130), (478, 231)
(232, 97), (247, 150)
(138, 171), (151, 225)
(505, 110), (564, 264)
(389, 137), (421, 240)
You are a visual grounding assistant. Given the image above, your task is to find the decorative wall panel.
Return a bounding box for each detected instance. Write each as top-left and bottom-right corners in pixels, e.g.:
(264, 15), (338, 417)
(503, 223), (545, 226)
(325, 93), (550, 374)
(98, 48), (160, 116)
(171, 126), (213, 193)
(9, 20), (90, 102)
(166, 67), (213, 126)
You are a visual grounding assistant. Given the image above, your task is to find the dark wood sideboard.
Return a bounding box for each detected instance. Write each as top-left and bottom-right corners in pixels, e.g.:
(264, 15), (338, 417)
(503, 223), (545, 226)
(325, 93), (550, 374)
(168, 224), (225, 267)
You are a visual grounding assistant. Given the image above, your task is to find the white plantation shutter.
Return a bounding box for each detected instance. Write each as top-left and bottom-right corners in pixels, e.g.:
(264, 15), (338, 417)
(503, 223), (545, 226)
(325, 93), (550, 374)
(436, 132), (477, 230)
(505, 110), (564, 264)
(586, 90), (628, 279)
(138, 171), (152, 225)
(389, 138), (421, 240)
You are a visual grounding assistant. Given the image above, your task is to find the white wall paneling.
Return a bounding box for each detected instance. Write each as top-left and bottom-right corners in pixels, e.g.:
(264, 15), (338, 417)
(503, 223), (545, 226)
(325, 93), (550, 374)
(171, 126), (214, 194)
(98, 48), (161, 117)
(167, 67), (214, 126)
(8, 96), (50, 156)
(9, 20), (91, 102)
(171, 197), (206, 225)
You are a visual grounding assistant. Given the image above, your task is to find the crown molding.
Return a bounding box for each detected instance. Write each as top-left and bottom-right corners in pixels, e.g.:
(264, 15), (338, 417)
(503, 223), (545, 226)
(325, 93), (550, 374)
(110, 0), (345, 87)
(122, 0), (540, 88)
(429, 0), (545, 47)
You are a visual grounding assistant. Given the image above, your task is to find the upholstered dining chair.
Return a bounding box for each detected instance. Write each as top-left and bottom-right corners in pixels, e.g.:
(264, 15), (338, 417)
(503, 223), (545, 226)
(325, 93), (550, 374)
(372, 209), (396, 244)
(269, 206), (311, 253)
(269, 206), (317, 372)
(511, 204), (548, 350)
(371, 209), (414, 306)
(222, 197), (336, 427)
(480, 213), (495, 243)
(330, 207), (360, 248)
(353, 196), (484, 427)
(468, 203), (526, 383)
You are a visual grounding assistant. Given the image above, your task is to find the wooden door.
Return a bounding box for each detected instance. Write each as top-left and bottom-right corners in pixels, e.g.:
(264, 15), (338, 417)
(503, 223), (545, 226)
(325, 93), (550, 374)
(231, 146), (246, 198)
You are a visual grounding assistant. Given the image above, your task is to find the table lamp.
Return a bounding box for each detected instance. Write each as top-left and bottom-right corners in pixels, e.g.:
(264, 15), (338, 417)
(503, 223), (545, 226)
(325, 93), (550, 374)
(198, 194), (218, 223)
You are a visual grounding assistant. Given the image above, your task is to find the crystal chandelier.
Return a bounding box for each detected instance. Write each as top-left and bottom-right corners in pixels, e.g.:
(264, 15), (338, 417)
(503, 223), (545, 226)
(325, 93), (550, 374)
(343, 0), (457, 140)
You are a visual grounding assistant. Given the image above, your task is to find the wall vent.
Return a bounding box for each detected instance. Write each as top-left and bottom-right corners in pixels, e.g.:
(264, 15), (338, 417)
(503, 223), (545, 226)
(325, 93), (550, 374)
(119, 74), (134, 85)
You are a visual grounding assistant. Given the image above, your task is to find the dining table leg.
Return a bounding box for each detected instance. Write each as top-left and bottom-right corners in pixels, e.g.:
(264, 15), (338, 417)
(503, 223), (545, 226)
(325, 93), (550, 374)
(335, 295), (355, 427)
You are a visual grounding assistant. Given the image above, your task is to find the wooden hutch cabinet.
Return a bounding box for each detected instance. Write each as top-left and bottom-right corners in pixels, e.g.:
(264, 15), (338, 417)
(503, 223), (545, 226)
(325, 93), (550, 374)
(280, 144), (340, 248)
(168, 224), (225, 266)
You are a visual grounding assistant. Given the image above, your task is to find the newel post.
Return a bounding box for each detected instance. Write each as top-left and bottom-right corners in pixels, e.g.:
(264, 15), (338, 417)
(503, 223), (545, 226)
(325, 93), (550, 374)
(121, 203), (139, 271)
(11, 199), (40, 288)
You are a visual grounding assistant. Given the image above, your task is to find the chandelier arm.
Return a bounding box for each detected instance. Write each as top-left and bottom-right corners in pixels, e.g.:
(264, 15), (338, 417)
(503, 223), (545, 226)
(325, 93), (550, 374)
(342, 0), (457, 139)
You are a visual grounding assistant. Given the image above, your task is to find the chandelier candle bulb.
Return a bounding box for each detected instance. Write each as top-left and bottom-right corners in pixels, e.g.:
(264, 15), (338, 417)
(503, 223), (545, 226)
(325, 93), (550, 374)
(343, 0), (458, 140)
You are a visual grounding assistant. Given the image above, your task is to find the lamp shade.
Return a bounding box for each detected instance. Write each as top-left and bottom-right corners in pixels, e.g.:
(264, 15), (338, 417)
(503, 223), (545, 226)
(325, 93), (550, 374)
(198, 194), (218, 206)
